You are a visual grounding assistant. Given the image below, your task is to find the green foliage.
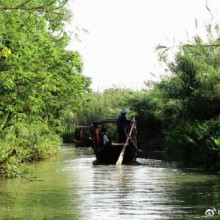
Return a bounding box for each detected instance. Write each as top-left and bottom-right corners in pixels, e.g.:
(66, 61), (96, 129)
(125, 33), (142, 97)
(131, 89), (163, 143)
(0, 0), (91, 177)
(133, 25), (220, 167)
(214, 139), (220, 148)
(61, 88), (138, 142)
(157, 33), (220, 122)
(0, 121), (61, 177)
(165, 118), (220, 167)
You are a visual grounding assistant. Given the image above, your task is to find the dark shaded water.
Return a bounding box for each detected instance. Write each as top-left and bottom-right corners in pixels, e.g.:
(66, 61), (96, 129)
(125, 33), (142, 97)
(0, 145), (220, 219)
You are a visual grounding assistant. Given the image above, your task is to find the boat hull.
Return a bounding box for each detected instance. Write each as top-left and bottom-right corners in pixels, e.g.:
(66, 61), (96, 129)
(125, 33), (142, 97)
(94, 144), (137, 164)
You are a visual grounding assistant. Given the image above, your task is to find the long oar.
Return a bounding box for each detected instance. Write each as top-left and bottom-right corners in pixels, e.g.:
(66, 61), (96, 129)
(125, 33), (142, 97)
(116, 121), (135, 165)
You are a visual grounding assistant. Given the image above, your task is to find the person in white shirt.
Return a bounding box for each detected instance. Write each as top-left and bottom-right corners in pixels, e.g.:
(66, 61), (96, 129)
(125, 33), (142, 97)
(101, 128), (110, 146)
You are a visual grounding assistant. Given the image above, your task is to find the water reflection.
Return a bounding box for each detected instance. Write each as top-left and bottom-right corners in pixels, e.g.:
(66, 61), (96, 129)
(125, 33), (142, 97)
(64, 148), (220, 219)
(0, 145), (220, 219)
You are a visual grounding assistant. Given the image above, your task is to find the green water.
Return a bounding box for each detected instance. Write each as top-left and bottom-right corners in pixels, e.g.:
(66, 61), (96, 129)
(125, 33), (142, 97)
(0, 145), (220, 219)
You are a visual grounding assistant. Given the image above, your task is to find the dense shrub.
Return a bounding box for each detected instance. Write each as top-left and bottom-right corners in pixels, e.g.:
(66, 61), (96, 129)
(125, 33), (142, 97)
(0, 122), (61, 177)
(164, 118), (220, 167)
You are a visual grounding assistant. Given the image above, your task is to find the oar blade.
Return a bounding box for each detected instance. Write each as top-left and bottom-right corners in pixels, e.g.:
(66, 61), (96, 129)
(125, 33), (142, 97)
(116, 119), (136, 165)
(116, 152), (124, 165)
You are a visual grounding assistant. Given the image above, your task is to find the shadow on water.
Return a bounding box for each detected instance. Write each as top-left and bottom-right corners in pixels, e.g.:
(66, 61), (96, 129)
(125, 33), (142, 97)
(0, 145), (220, 220)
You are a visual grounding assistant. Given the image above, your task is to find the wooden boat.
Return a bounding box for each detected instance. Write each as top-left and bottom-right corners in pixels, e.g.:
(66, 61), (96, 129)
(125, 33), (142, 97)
(90, 118), (140, 165)
(74, 125), (93, 147)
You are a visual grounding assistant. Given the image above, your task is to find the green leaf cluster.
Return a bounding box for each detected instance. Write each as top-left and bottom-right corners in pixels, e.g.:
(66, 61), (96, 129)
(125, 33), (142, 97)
(0, 0), (91, 177)
(61, 88), (139, 142)
(132, 25), (220, 168)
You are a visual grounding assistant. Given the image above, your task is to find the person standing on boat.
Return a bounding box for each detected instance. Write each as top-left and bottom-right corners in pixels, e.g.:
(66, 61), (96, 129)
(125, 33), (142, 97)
(117, 108), (132, 143)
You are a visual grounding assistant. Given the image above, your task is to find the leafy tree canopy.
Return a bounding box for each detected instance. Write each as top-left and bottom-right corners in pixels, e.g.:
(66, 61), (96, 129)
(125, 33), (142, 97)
(0, 0), (91, 132)
(0, 0), (91, 176)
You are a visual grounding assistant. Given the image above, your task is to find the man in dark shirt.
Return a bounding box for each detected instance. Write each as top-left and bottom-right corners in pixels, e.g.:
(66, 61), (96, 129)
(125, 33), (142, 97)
(117, 108), (131, 143)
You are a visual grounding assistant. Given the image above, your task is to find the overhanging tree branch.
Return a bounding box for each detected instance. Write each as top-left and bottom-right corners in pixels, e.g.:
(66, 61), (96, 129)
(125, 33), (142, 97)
(0, 0), (68, 11)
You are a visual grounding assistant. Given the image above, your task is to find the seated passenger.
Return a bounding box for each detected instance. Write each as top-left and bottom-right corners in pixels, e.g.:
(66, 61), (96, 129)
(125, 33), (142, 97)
(100, 128), (110, 146)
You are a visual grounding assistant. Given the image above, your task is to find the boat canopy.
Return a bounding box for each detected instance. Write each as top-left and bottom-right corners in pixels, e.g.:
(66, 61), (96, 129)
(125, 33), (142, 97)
(93, 118), (118, 126)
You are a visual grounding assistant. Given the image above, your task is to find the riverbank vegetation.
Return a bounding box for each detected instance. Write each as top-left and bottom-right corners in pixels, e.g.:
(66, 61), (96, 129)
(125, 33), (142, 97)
(61, 88), (139, 142)
(66, 25), (220, 169)
(133, 26), (220, 168)
(0, 0), (90, 177)
(1, 1), (220, 177)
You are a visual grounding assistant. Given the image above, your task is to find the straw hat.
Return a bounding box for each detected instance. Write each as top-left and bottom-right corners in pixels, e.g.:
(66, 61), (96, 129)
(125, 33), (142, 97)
(121, 108), (130, 114)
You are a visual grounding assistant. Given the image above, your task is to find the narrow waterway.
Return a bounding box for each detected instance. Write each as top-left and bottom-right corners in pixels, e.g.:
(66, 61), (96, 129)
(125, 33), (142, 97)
(0, 145), (220, 220)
